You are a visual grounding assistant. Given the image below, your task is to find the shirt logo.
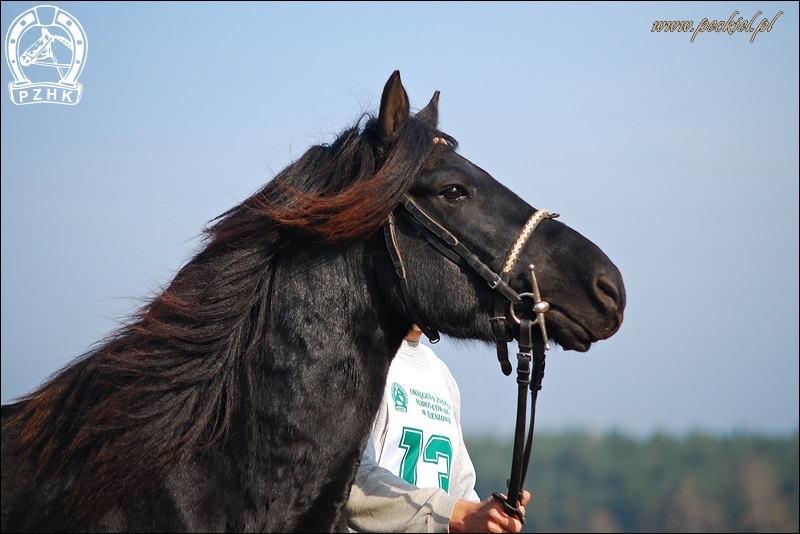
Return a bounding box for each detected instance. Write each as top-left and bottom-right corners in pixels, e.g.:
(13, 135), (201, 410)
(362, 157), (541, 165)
(391, 382), (408, 412)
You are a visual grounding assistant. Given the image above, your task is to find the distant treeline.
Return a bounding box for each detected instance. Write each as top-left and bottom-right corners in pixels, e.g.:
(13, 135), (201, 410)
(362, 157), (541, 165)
(465, 431), (799, 533)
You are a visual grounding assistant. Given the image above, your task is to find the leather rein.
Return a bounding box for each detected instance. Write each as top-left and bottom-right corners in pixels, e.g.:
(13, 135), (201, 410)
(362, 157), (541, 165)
(383, 193), (558, 524)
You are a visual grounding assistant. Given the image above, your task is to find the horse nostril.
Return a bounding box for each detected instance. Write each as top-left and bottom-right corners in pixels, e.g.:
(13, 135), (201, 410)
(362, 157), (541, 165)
(594, 273), (624, 315)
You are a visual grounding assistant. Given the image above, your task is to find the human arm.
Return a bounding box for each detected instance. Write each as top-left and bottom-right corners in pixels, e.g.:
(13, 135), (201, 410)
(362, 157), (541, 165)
(348, 454), (530, 533)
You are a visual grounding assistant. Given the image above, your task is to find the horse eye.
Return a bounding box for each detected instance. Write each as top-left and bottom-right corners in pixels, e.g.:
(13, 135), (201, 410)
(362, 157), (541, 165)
(440, 185), (467, 202)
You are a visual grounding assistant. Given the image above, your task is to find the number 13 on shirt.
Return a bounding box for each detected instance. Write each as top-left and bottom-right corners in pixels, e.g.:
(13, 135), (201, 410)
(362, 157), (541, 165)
(397, 427), (453, 492)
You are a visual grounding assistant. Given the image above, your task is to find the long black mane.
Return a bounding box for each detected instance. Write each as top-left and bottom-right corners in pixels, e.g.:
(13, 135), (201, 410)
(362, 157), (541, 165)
(4, 107), (450, 521)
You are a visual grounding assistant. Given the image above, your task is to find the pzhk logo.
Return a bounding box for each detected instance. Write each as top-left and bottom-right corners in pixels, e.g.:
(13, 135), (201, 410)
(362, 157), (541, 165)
(5, 5), (87, 105)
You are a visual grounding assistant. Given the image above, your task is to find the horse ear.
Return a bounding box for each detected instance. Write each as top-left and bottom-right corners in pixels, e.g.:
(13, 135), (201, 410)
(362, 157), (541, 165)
(415, 91), (440, 127)
(378, 70), (410, 139)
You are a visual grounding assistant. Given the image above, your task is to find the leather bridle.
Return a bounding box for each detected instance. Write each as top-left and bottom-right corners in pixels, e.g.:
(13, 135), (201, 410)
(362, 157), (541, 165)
(383, 192), (558, 523)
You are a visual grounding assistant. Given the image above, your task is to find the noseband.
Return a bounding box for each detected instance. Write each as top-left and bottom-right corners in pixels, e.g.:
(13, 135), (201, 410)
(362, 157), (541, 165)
(383, 193), (558, 523)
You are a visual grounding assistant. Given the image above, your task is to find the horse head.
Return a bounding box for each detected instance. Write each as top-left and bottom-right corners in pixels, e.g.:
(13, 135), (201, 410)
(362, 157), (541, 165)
(376, 71), (625, 357)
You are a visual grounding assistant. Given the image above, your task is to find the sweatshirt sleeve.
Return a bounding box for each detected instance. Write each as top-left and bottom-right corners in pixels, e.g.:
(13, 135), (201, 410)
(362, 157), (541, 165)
(347, 448), (459, 533)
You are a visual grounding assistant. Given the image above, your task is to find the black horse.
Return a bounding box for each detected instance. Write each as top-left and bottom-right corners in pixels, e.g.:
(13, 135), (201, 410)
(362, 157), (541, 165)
(1, 71), (625, 532)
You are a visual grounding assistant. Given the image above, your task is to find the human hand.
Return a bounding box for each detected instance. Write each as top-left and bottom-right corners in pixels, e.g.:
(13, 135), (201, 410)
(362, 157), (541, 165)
(448, 490), (531, 533)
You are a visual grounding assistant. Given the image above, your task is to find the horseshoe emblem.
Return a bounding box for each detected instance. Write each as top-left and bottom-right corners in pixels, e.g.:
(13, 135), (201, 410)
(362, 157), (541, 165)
(5, 5), (88, 105)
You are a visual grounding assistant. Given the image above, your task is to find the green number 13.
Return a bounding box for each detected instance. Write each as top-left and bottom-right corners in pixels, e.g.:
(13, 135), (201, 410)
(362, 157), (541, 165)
(398, 427), (453, 492)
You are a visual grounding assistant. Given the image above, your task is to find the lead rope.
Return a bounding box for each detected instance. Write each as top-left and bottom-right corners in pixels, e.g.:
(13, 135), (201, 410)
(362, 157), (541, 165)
(491, 261), (554, 524)
(492, 317), (533, 523)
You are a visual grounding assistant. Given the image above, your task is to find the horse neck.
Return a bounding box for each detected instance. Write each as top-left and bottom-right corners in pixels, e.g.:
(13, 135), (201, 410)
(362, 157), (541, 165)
(216, 237), (402, 527)
(145, 233), (401, 444)
(249, 236), (399, 417)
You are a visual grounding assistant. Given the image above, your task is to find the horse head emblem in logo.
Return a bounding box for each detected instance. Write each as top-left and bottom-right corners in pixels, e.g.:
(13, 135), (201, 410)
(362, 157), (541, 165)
(5, 5), (87, 105)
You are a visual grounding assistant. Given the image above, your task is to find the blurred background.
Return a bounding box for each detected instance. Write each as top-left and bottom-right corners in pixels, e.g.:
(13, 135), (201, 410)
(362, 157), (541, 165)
(2, 2), (797, 531)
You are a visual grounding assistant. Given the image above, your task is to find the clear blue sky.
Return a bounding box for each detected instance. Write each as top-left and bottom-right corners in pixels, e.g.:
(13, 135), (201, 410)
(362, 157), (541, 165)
(2, 1), (797, 439)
